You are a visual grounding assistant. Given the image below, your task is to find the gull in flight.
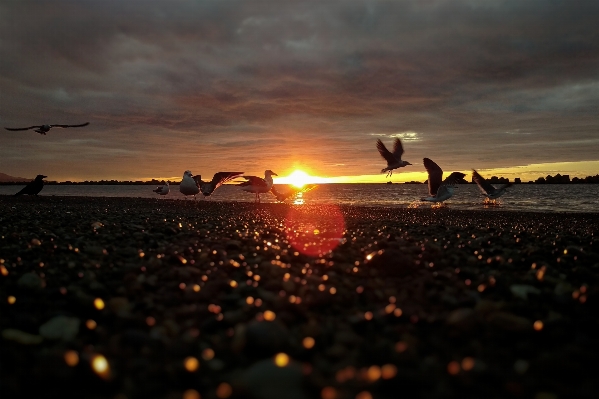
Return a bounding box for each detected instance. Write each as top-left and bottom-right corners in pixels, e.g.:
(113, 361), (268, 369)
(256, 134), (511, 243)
(5, 122), (89, 135)
(270, 184), (317, 202)
(153, 181), (169, 196)
(239, 170), (278, 203)
(179, 170), (200, 199)
(376, 138), (412, 177)
(15, 175), (47, 196)
(421, 158), (465, 202)
(472, 170), (512, 200)
(194, 172), (244, 197)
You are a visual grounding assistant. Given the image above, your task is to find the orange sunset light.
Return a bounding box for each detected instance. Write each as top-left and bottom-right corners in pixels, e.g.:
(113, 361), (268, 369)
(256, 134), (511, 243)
(275, 170), (328, 188)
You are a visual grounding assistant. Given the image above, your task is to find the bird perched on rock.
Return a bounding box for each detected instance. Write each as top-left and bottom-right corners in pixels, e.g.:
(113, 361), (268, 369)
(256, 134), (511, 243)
(376, 138), (411, 177)
(14, 175), (47, 196)
(153, 181), (169, 196)
(239, 170), (278, 203)
(472, 170), (512, 200)
(179, 171), (200, 199)
(421, 158), (465, 202)
(194, 172), (244, 197)
(5, 122), (89, 135)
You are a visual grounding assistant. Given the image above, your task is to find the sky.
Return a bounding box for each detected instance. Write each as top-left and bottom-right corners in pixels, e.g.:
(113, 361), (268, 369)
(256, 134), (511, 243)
(1, 0), (598, 183)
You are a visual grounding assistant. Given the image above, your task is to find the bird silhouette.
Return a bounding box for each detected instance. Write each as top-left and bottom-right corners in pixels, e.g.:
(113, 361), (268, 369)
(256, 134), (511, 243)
(14, 175), (47, 196)
(5, 122), (89, 135)
(239, 170), (278, 203)
(420, 158), (465, 202)
(376, 138), (412, 177)
(194, 172), (244, 197)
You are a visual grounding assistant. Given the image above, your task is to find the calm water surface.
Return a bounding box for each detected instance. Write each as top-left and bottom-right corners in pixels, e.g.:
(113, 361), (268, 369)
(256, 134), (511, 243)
(1, 184), (597, 213)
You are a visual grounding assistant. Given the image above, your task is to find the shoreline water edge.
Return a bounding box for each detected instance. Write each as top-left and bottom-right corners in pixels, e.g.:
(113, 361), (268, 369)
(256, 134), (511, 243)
(1, 196), (597, 398)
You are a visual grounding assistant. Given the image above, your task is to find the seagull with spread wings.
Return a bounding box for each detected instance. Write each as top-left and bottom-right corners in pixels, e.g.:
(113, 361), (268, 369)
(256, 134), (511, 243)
(472, 170), (513, 200)
(270, 184), (317, 202)
(194, 172), (244, 197)
(421, 158), (465, 202)
(376, 138), (412, 177)
(5, 122), (89, 135)
(238, 170), (278, 203)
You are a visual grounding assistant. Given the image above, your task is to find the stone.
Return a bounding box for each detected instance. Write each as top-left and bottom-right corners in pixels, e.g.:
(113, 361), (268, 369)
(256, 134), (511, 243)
(39, 316), (80, 341)
(2, 329), (43, 345)
(243, 359), (307, 399)
(510, 284), (541, 300)
(17, 272), (43, 290)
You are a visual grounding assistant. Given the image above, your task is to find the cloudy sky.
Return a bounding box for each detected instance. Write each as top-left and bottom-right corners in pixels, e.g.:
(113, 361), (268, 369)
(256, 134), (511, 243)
(1, 0), (598, 182)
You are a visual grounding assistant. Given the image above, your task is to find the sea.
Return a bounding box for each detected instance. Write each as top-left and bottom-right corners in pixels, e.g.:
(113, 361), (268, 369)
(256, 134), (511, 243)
(1, 184), (598, 213)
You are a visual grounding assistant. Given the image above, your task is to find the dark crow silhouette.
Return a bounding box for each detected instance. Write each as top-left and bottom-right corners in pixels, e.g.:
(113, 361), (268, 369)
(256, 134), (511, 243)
(14, 175), (47, 196)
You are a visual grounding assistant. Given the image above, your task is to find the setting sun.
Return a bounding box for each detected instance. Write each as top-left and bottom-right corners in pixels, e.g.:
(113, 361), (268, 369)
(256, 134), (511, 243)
(284, 170), (311, 188)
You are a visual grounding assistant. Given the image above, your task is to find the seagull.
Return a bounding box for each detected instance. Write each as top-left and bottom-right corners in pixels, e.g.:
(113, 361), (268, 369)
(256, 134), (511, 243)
(5, 122), (89, 135)
(376, 138), (412, 177)
(179, 170), (200, 199)
(14, 175), (47, 196)
(194, 172), (244, 197)
(420, 158), (465, 202)
(270, 184), (317, 202)
(153, 181), (169, 196)
(238, 170), (278, 203)
(472, 170), (512, 199)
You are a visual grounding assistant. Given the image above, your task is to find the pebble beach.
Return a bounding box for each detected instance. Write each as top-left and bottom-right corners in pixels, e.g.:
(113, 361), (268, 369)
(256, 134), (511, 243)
(1, 196), (597, 399)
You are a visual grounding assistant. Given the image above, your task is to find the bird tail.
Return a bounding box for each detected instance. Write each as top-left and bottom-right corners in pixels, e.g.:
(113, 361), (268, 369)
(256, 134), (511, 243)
(14, 190), (24, 196)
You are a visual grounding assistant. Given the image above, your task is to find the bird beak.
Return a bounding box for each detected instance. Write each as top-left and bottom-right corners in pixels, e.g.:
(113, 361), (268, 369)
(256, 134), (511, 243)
(42, 175), (48, 178)
(273, 173), (278, 176)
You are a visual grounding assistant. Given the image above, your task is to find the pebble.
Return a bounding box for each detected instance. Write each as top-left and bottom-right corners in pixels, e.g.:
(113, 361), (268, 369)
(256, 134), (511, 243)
(39, 316), (80, 341)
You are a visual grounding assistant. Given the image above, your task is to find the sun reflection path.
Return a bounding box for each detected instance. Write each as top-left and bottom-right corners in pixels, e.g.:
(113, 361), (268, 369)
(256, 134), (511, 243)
(284, 205), (345, 257)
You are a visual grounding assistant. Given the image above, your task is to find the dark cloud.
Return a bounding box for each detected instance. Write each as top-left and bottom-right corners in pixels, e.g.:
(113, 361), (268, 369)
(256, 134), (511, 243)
(1, 0), (599, 180)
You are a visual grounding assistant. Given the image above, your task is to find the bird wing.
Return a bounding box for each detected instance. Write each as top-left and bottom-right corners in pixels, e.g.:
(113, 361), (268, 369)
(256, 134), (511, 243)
(210, 172), (244, 189)
(299, 184), (318, 194)
(50, 122), (90, 128)
(5, 126), (41, 131)
(239, 176), (268, 187)
(423, 158), (443, 196)
(495, 182), (513, 190)
(443, 172), (466, 185)
(471, 170), (496, 194)
(391, 138), (405, 160)
(376, 139), (397, 166)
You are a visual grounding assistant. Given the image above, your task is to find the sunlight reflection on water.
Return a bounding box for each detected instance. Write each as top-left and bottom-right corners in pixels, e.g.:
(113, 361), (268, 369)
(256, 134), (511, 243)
(1, 183), (598, 212)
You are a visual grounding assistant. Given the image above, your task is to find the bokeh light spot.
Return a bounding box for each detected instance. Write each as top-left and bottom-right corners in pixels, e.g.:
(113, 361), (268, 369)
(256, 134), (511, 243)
(284, 205), (345, 257)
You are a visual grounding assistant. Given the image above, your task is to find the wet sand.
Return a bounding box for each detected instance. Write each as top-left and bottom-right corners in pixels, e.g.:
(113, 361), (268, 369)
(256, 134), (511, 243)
(1, 196), (598, 399)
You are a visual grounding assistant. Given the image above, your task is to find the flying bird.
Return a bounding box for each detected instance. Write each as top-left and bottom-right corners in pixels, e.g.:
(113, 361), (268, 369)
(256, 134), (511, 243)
(14, 175), (47, 196)
(179, 170), (200, 199)
(472, 170), (513, 200)
(194, 172), (244, 197)
(421, 158), (465, 202)
(153, 181), (169, 196)
(239, 170), (278, 203)
(5, 122), (89, 135)
(270, 184), (317, 202)
(376, 138), (412, 177)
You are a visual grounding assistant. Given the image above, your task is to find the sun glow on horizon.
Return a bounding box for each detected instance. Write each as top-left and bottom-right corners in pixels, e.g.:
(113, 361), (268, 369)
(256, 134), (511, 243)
(275, 170), (328, 187)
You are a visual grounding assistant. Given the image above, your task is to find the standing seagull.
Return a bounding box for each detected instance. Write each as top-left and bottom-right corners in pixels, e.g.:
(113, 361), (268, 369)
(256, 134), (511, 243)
(14, 175), (47, 196)
(421, 158), (465, 202)
(194, 172), (244, 197)
(271, 184), (317, 202)
(179, 171), (200, 199)
(5, 122), (89, 135)
(153, 181), (169, 196)
(376, 138), (412, 177)
(472, 170), (512, 200)
(239, 170), (278, 203)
